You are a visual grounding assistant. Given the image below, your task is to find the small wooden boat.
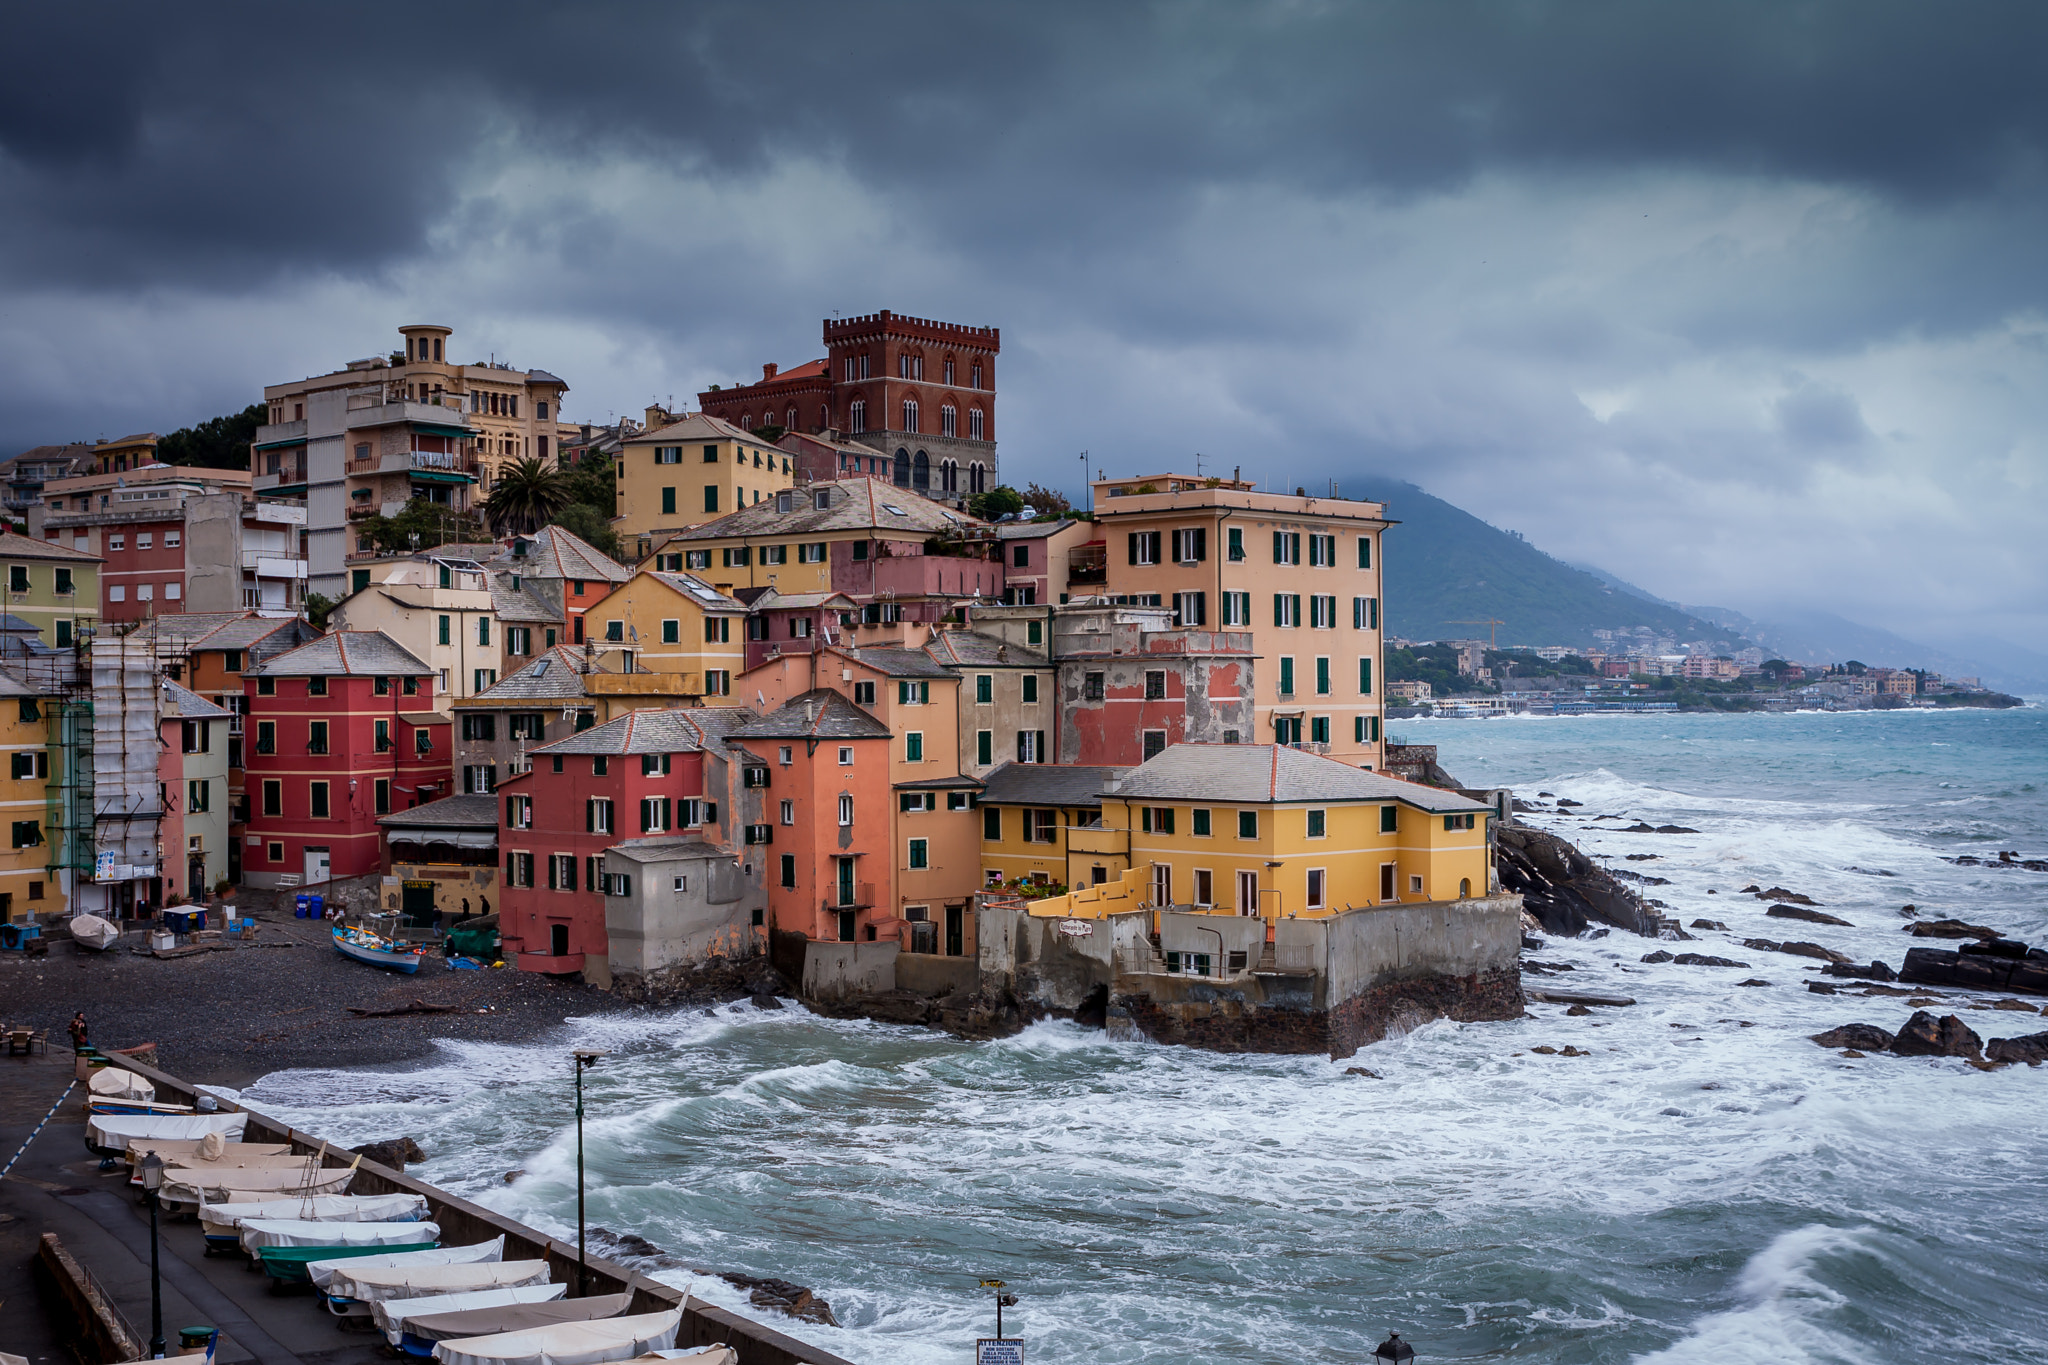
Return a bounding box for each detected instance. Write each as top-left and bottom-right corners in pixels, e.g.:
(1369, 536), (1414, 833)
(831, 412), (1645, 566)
(69, 913), (121, 951)
(334, 924), (426, 974)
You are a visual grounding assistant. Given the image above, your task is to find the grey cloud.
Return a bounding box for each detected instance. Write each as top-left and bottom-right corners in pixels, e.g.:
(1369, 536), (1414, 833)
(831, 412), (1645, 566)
(1774, 381), (1871, 448)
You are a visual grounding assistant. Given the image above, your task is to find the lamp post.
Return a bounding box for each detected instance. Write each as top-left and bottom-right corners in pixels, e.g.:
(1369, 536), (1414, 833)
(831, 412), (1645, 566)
(138, 1149), (166, 1359)
(1373, 1331), (1416, 1362)
(571, 1049), (604, 1296)
(978, 1278), (1019, 1343)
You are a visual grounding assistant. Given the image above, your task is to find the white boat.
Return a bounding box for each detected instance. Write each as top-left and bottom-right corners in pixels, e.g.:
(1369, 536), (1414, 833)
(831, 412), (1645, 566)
(87, 1110), (246, 1157)
(162, 1163), (354, 1213)
(431, 1308), (684, 1365)
(326, 1260), (553, 1306)
(395, 1294), (633, 1353)
(200, 1193), (429, 1248)
(376, 1285), (570, 1345)
(69, 913), (121, 951)
(335, 924), (427, 974)
(309, 1238), (505, 1292)
(241, 1217), (442, 1253)
(125, 1138), (292, 1183)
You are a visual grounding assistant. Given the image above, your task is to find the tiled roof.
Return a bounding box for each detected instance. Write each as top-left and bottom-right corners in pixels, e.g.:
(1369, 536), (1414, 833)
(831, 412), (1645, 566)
(653, 476), (976, 545)
(979, 762), (1127, 808)
(842, 646), (954, 679)
(1110, 744), (1490, 812)
(749, 590), (856, 612)
(727, 689), (891, 740)
(921, 631), (1046, 669)
(893, 774), (983, 790)
(605, 836), (727, 864)
(0, 668), (39, 698)
(531, 705), (757, 756)
(0, 530), (101, 562)
(489, 526), (631, 584)
(126, 613), (246, 647)
(245, 630), (431, 677)
(170, 614), (317, 658)
(488, 576), (560, 624)
(377, 793), (501, 829)
(633, 412), (765, 448)
(464, 646), (598, 702)
(994, 519), (1080, 540)
(160, 679), (232, 719)
(646, 572), (748, 613)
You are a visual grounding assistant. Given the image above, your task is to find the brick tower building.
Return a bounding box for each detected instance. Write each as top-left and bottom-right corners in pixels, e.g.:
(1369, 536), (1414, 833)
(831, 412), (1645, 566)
(697, 311), (999, 503)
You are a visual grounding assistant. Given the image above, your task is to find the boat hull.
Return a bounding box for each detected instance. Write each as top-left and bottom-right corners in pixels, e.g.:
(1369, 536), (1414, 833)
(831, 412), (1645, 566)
(333, 929), (424, 974)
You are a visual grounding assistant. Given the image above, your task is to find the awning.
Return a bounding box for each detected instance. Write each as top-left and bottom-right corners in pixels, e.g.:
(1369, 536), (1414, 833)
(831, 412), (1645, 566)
(410, 422), (476, 440)
(253, 437), (308, 451)
(387, 829), (496, 850)
(410, 470), (476, 486)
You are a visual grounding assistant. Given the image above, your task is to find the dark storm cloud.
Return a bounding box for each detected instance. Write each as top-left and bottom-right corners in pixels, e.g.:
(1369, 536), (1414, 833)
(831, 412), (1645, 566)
(7, 1), (2048, 294)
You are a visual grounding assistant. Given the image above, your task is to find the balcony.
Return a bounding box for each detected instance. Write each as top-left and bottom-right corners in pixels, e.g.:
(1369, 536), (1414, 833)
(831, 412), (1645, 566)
(241, 551), (308, 578)
(824, 881), (876, 912)
(347, 450), (479, 479)
(1067, 825), (1127, 855)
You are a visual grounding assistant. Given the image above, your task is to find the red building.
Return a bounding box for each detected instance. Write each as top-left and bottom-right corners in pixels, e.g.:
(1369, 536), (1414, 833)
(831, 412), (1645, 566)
(696, 311), (1000, 501)
(495, 707), (757, 973)
(240, 631), (447, 889)
(726, 690), (894, 944)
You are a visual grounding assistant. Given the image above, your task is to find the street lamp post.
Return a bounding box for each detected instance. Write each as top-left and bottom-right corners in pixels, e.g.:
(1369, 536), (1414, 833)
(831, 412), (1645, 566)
(138, 1149), (166, 1359)
(571, 1049), (604, 1297)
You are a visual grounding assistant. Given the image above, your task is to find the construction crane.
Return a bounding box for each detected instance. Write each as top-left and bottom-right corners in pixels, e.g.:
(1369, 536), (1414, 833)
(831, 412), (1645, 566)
(1448, 618), (1506, 650)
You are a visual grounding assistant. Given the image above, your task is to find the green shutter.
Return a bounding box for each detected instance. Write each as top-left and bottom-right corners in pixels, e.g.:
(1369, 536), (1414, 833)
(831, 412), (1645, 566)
(1358, 536), (1371, 569)
(977, 731), (992, 765)
(661, 487), (676, 515)
(1316, 658), (1330, 694)
(1279, 657), (1294, 694)
(1359, 657), (1373, 694)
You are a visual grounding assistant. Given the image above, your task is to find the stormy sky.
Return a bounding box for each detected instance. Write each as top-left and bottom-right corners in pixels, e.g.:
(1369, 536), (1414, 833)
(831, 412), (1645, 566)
(4, 2), (2045, 657)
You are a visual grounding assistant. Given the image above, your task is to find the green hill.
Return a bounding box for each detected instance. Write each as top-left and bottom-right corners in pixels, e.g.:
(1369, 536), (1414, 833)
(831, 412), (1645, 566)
(1370, 481), (1737, 649)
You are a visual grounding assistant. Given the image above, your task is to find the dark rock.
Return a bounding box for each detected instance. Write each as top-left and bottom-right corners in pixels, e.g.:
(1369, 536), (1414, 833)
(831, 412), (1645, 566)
(1656, 825), (1700, 834)
(1811, 1023), (1896, 1051)
(1905, 918), (2002, 940)
(1737, 978), (1771, 987)
(1496, 825), (1665, 938)
(1641, 950), (1674, 963)
(1522, 934), (1546, 950)
(1807, 981), (1839, 994)
(1900, 904), (1918, 917)
(1556, 798), (1582, 807)
(1343, 1066), (1381, 1078)
(1671, 953), (1750, 968)
(1767, 905), (1854, 927)
(1900, 945), (2048, 996)
(722, 1273), (840, 1327)
(1558, 1045), (1591, 1056)
(1822, 960), (1898, 982)
(1624, 853), (1662, 861)
(1960, 938), (2030, 960)
(1537, 791), (1555, 798)
(749, 993), (785, 1010)
(1890, 1011), (1983, 1060)
(1986, 1032), (2048, 1066)
(1530, 1045), (1558, 1055)
(1566, 1004), (1592, 1016)
(1840, 1049), (1867, 1058)
(1744, 938), (1852, 964)
(1990, 998), (2043, 1011)
(1691, 919), (1729, 931)
(503, 1169), (523, 1184)
(1754, 887), (1820, 906)
(1739, 884), (1761, 894)
(1613, 869), (1672, 886)
(351, 1136), (427, 1170)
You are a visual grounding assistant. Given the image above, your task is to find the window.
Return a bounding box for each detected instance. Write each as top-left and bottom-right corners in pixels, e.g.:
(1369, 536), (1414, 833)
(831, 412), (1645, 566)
(1445, 812), (1478, 831)
(983, 807), (1002, 841)
(1354, 597), (1380, 630)
(1011, 542), (1030, 569)
(852, 540), (870, 561)
(898, 680), (930, 705)
(1028, 809), (1058, 843)
(684, 549), (712, 571)
(705, 670), (730, 695)
(1221, 592), (1251, 627)
(1411, 875), (1425, 896)
(1381, 805), (1399, 834)
(838, 746), (854, 765)
(309, 781), (330, 818)
(1311, 716), (1330, 744)
(1273, 531), (1301, 565)
(267, 840), (284, 863)
(1173, 591), (1206, 626)
(108, 585), (125, 603)
(1016, 730), (1045, 763)
(509, 713), (545, 741)
(55, 621), (70, 647)
(1307, 868), (1327, 910)
(506, 852), (534, 888)
(799, 540), (827, 562)
(761, 544), (787, 565)
(252, 718), (276, 757)
(373, 779), (390, 815)
(905, 731), (924, 762)
(703, 486), (718, 513)
(1027, 620), (1043, 646)
(416, 728), (433, 755)
(1140, 806), (1175, 835)
(941, 404), (957, 437)
(1238, 810), (1258, 839)
(438, 615), (451, 646)
(1316, 657), (1331, 695)
(1307, 809), (1327, 839)
(11, 820), (41, 848)
(908, 838), (929, 870)
(779, 853), (797, 888)
(306, 720), (329, 755)
(138, 584), (153, 602)
(593, 755), (608, 776)
(464, 764), (496, 794)
(507, 794), (533, 829)
(183, 777), (209, 815)
(8, 751), (44, 780)
(639, 797), (671, 833)
(1142, 730), (1166, 760)
(375, 719), (392, 753)
(1227, 527), (1245, 562)
(1278, 656), (1295, 696)
(976, 730), (992, 766)
(1022, 675), (1038, 704)
(138, 532), (154, 550)
(1274, 594), (1301, 628)
(969, 408), (985, 440)
(1310, 595), (1336, 629)
(705, 617), (731, 642)
(838, 793), (855, 826)
(1308, 533), (1335, 567)
(54, 568), (71, 595)
(656, 445), (681, 464)
(722, 547), (751, 569)
(404, 676), (419, 696)
(1127, 531), (1161, 566)
(461, 714), (497, 741)
(1358, 536), (1373, 569)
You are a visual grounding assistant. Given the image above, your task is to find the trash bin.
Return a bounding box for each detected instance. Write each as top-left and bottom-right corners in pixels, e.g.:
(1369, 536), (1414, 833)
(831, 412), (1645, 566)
(294, 893), (312, 919)
(177, 1326), (216, 1355)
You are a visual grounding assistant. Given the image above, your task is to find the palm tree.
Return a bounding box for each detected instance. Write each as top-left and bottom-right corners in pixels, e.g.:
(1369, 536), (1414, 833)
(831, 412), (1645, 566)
(482, 456), (572, 537)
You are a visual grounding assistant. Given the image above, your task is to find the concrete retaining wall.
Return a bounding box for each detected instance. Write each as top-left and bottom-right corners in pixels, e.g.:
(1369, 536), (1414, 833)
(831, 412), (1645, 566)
(894, 952), (977, 997)
(116, 1055), (854, 1365)
(35, 1232), (143, 1365)
(802, 940), (899, 1002)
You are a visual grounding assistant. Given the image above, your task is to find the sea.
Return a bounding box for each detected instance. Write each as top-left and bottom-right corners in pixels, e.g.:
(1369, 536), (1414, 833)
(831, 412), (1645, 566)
(242, 704), (2048, 1364)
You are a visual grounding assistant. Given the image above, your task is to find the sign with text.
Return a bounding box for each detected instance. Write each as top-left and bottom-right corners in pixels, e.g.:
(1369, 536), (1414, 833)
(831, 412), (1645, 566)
(1057, 919), (1094, 938)
(976, 1340), (1024, 1365)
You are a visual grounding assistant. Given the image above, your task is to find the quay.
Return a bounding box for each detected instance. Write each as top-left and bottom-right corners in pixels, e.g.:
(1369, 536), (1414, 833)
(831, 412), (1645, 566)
(0, 1047), (854, 1365)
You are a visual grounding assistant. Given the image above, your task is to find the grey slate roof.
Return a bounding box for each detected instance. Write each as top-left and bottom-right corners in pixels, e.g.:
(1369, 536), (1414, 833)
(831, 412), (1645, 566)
(605, 837), (726, 864)
(531, 705), (758, 756)
(490, 526), (630, 584)
(246, 630), (432, 677)
(749, 590), (856, 612)
(487, 575), (561, 624)
(1110, 744), (1490, 812)
(464, 646), (598, 702)
(0, 530), (101, 563)
(647, 572), (748, 613)
(654, 475), (976, 546)
(893, 774), (983, 790)
(193, 616), (319, 657)
(727, 689), (891, 740)
(842, 646), (953, 679)
(377, 793), (501, 829)
(921, 631), (1046, 669)
(994, 519), (1079, 540)
(160, 680), (232, 719)
(0, 668), (39, 698)
(979, 762), (1127, 808)
(127, 613), (247, 647)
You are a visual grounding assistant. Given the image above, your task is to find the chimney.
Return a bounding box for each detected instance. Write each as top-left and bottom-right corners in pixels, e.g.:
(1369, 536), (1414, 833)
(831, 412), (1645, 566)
(644, 404), (669, 431)
(762, 363), (778, 381)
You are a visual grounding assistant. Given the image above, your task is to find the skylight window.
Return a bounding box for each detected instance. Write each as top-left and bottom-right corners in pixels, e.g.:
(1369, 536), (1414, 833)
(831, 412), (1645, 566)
(882, 503), (908, 516)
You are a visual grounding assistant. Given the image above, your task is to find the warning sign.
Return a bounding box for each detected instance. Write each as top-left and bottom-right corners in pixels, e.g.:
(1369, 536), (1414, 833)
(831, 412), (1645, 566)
(976, 1341), (1023, 1365)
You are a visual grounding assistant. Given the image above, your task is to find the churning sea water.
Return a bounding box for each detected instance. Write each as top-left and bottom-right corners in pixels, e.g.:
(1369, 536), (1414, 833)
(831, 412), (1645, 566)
(245, 705), (2048, 1364)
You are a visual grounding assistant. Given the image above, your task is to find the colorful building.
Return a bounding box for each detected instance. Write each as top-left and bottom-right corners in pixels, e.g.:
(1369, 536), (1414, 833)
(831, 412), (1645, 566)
(576, 570), (748, 692)
(241, 632), (445, 888)
(329, 552), (559, 701)
(158, 682), (232, 902)
(0, 530), (99, 649)
(976, 763), (1130, 894)
(612, 410), (795, 558)
(487, 526), (631, 646)
(0, 669), (63, 925)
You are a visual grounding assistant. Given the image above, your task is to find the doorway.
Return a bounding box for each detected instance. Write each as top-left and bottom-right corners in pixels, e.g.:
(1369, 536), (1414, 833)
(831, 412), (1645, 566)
(1150, 863), (1172, 907)
(550, 922), (569, 956)
(836, 857), (855, 906)
(1380, 863), (1397, 903)
(402, 881), (437, 928)
(945, 904), (963, 956)
(1236, 870), (1258, 916)
(303, 847), (330, 885)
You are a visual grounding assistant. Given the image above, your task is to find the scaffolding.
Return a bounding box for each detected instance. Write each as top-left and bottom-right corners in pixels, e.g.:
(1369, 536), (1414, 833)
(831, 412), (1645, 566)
(76, 635), (166, 917)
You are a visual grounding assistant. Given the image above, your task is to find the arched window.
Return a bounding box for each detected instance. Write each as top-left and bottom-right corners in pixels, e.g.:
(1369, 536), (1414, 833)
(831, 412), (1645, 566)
(893, 449), (911, 487)
(902, 399), (918, 433)
(912, 451), (930, 490)
(968, 407), (985, 441)
(941, 404), (957, 437)
(820, 404), (830, 430)
(898, 353), (910, 378)
(971, 362), (983, 389)
(786, 405), (797, 429)
(969, 461), (987, 494)
(941, 459), (958, 493)
(741, 413), (753, 430)
(944, 356), (956, 385)
(849, 399), (866, 434)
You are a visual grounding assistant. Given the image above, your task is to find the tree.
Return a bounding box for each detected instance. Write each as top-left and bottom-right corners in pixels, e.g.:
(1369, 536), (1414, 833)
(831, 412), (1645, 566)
(482, 456), (572, 536)
(304, 592), (336, 629)
(559, 452), (616, 512)
(968, 485), (1024, 521)
(159, 404), (267, 469)
(550, 503), (624, 561)
(1020, 482), (1073, 516)
(360, 499), (489, 555)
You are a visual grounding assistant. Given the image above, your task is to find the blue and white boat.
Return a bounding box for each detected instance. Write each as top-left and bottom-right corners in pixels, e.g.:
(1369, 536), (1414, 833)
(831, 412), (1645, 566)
(334, 924), (426, 974)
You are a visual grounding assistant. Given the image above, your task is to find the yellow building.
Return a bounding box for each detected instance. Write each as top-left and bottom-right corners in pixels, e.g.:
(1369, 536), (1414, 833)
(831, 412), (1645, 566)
(0, 530), (100, 649)
(976, 763), (1131, 892)
(1093, 473), (1389, 769)
(1013, 742), (1491, 926)
(0, 670), (62, 925)
(577, 570), (748, 696)
(614, 409), (796, 558)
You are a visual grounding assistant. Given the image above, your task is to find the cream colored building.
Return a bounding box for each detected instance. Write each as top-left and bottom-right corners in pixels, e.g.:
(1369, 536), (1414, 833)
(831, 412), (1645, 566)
(613, 408), (796, 559)
(328, 552), (560, 702)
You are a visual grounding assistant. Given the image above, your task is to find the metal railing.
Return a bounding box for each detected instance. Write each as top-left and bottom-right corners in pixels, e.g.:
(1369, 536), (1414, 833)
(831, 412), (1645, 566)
(825, 881), (876, 911)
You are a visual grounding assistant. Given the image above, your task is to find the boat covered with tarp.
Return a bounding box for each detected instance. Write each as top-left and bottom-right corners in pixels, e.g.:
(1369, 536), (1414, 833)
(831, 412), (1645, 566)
(162, 1162), (354, 1213)
(327, 1260), (553, 1307)
(125, 1136), (293, 1182)
(376, 1285), (576, 1348)
(69, 913), (121, 951)
(430, 1309), (685, 1365)
(241, 1217), (440, 1254)
(390, 1294), (632, 1356)
(199, 1193), (429, 1250)
(87, 1109), (246, 1157)
(307, 1238), (505, 1292)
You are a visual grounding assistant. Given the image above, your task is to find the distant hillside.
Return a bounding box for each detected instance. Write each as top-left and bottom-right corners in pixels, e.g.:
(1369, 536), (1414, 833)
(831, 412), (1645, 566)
(1371, 482), (1739, 649)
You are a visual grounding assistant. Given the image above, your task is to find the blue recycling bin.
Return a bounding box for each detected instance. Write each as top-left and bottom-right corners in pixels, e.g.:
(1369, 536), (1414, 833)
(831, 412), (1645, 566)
(163, 909), (205, 935)
(294, 893), (324, 920)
